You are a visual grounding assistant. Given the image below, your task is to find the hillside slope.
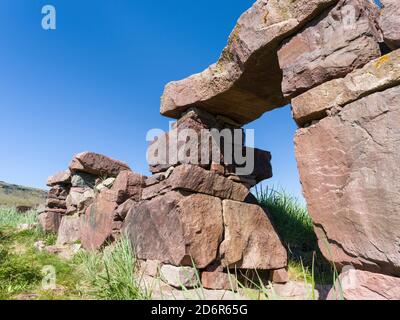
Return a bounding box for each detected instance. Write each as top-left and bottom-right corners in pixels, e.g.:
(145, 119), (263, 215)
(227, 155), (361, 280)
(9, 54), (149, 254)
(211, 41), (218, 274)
(0, 181), (47, 208)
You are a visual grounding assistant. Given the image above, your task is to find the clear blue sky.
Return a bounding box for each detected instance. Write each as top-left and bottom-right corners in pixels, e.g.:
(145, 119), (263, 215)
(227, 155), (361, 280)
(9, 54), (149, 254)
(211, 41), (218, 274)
(0, 0), (303, 200)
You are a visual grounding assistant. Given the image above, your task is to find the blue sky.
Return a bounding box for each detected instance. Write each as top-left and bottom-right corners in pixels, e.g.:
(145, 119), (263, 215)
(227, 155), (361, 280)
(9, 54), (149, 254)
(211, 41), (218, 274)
(0, 0), (303, 200)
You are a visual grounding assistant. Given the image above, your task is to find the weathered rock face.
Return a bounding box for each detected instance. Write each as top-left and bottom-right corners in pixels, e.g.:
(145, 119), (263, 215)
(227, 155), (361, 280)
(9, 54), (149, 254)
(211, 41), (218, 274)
(160, 265), (200, 289)
(379, 0), (400, 50)
(110, 170), (146, 203)
(47, 170), (71, 186)
(38, 211), (62, 233)
(123, 192), (224, 268)
(220, 200), (287, 270)
(278, 0), (382, 99)
(46, 185), (69, 211)
(144, 277), (247, 300)
(80, 191), (119, 250)
(57, 215), (81, 245)
(66, 187), (95, 215)
(177, 194), (224, 268)
(143, 164), (253, 201)
(248, 148), (273, 184)
(123, 191), (185, 265)
(270, 268), (289, 284)
(138, 260), (162, 278)
(43, 152), (144, 249)
(95, 177), (115, 192)
(161, 0), (339, 124)
(69, 151), (131, 177)
(295, 86), (400, 276)
(292, 49), (400, 126)
(46, 198), (66, 210)
(201, 269), (237, 291)
(148, 108), (220, 174)
(114, 198), (137, 221)
(149, 107), (248, 174)
(167, 164), (252, 202)
(328, 269), (400, 300)
(149, 108), (273, 187)
(40, 182), (69, 233)
(71, 172), (97, 189)
(269, 281), (320, 300)
(142, 179), (171, 200)
(48, 185), (69, 200)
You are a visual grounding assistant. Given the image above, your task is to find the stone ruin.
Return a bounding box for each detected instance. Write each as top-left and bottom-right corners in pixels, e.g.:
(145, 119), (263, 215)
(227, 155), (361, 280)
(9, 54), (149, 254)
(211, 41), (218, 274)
(40, 0), (400, 299)
(42, 144), (289, 294)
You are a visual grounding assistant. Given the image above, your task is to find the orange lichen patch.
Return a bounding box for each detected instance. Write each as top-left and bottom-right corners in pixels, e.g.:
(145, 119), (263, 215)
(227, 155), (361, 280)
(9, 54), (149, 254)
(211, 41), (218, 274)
(263, 11), (269, 25)
(228, 24), (241, 49)
(373, 55), (391, 69)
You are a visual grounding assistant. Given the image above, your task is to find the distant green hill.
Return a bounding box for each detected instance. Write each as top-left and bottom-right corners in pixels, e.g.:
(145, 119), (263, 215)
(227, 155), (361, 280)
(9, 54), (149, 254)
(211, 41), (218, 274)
(0, 181), (47, 208)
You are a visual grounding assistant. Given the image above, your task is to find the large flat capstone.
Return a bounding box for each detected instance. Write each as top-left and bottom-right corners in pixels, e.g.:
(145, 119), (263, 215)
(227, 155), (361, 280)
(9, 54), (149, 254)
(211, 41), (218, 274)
(161, 0), (339, 124)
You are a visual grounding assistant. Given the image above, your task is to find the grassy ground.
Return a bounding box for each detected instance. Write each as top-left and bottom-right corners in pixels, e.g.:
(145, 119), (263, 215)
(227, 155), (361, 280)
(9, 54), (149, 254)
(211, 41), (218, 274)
(0, 208), (85, 299)
(256, 187), (335, 285)
(1, 187), (335, 300)
(0, 208), (39, 227)
(75, 237), (151, 300)
(0, 208), (149, 300)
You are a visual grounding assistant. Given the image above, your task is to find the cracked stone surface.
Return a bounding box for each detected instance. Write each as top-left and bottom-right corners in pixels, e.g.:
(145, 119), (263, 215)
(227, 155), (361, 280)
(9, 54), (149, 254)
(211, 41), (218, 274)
(123, 192), (223, 268)
(69, 151), (131, 177)
(292, 49), (400, 126)
(80, 190), (119, 250)
(278, 0), (382, 99)
(380, 0), (400, 50)
(220, 200), (287, 270)
(295, 85), (400, 276)
(328, 269), (400, 300)
(161, 0), (338, 124)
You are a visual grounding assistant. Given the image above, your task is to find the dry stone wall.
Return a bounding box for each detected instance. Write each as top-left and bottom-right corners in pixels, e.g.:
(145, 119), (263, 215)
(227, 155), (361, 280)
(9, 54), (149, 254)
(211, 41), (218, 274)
(160, 0), (340, 124)
(159, 0), (400, 299)
(40, 0), (400, 299)
(123, 106), (289, 288)
(277, 1), (400, 282)
(285, 0), (400, 296)
(41, 152), (134, 245)
(42, 134), (288, 291)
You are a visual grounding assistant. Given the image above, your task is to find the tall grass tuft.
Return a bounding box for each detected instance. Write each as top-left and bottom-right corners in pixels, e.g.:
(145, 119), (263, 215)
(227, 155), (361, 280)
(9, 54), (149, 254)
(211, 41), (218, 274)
(0, 246), (42, 299)
(76, 236), (150, 300)
(0, 208), (38, 228)
(256, 187), (333, 285)
(256, 187), (314, 248)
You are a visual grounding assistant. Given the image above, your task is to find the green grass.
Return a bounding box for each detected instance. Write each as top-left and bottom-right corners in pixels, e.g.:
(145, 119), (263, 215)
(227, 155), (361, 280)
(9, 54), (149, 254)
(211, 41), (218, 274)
(0, 208), (38, 228)
(0, 208), (85, 300)
(256, 187), (334, 285)
(0, 245), (42, 299)
(0, 208), (150, 300)
(1, 191), (340, 301)
(75, 236), (151, 300)
(0, 229), (83, 300)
